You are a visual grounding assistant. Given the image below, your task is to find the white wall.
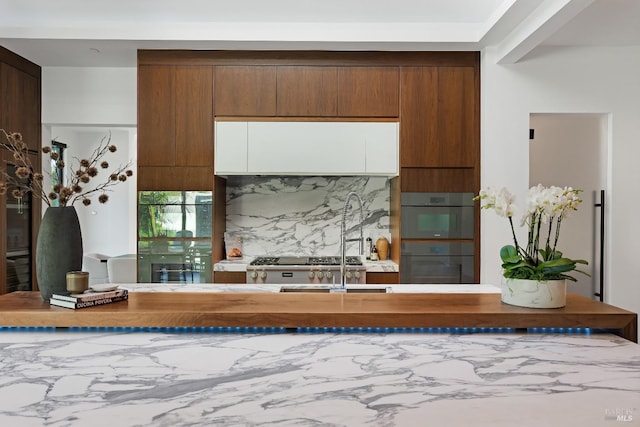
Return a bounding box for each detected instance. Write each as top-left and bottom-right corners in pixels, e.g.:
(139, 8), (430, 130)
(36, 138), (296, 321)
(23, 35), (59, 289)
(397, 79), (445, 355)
(45, 127), (136, 256)
(42, 67), (137, 126)
(481, 46), (640, 319)
(41, 67), (138, 256)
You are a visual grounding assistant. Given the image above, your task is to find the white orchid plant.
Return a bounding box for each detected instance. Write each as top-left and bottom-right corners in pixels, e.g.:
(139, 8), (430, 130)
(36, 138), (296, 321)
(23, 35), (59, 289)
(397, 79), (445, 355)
(475, 184), (589, 282)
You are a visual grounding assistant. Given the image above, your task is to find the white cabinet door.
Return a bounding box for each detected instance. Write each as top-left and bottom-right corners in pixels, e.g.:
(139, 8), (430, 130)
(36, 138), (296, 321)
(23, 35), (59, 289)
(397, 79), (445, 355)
(364, 122), (398, 176)
(248, 122), (366, 175)
(215, 121), (398, 175)
(214, 122), (248, 174)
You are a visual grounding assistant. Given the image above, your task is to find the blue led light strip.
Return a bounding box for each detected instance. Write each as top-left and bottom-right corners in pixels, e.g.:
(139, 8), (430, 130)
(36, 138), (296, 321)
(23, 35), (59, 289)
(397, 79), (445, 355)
(0, 326), (594, 335)
(295, 327), (521, 333)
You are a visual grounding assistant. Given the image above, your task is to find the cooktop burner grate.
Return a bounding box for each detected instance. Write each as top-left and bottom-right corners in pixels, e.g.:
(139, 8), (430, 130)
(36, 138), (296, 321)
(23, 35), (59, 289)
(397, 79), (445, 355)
(308, 256), (363, 266)
(249, 257), (280, 266)
(249, 256), (363, 266)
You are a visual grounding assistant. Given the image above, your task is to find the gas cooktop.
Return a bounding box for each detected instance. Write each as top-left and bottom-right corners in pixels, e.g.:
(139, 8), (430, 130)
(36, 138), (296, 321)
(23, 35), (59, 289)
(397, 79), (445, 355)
(249, 256), (363, 266)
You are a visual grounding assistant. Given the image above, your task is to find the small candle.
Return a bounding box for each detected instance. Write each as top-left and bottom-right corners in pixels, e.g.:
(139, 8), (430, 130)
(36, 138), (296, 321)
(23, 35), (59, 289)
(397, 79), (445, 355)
(66, 271), (89, 294)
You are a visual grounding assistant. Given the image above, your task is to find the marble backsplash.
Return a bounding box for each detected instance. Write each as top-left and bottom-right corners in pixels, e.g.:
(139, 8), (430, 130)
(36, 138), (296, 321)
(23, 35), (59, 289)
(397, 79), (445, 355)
(225, 176), (391, 257)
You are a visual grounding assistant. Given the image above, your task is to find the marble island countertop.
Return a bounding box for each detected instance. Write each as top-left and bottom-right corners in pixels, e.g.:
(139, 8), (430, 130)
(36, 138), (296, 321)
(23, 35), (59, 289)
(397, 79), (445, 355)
(1, 284), (638, 425)
(0, 328), (638, 426)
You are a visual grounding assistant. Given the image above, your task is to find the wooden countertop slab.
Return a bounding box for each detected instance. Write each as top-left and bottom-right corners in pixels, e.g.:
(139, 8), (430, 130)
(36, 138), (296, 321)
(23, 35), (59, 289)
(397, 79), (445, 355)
(0, 292), (636, 342)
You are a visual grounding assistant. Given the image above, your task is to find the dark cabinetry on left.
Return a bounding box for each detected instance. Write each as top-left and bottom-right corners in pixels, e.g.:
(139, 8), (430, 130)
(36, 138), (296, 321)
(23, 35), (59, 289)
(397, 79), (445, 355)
(1, 153), (34, 293)
(0, 46), (42, 295)
(0, 63), (40, 150)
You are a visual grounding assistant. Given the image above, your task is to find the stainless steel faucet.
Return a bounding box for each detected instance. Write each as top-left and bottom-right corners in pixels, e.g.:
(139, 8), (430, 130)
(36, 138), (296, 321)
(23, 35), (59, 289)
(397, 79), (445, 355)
(340, 192), (364, 289)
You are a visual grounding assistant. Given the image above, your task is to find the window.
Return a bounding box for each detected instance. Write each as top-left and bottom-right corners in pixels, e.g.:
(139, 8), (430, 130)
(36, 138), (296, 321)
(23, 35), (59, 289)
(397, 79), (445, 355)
(50, 140), (67, 207)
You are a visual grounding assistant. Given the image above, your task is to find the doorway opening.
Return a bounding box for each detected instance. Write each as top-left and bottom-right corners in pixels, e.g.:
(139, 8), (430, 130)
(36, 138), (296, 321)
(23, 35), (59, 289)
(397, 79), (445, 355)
(529, 113), (608, 300)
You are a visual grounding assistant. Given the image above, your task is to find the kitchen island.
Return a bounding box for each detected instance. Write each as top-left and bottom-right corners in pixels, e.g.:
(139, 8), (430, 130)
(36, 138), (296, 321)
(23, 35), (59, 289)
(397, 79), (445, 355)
(0, 285), (636, 342)
(0, 285), (638, 426)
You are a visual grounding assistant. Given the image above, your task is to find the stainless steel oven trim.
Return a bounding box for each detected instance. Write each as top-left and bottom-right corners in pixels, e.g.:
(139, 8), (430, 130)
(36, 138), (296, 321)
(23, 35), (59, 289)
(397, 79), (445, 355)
(401, 192), (475, 207)
(401, 192), (475, 240)
(400, 241), (474, 284)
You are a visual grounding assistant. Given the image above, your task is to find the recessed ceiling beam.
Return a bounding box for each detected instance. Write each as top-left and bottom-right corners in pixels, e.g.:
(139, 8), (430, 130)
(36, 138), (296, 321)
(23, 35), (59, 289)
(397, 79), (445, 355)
(494, 0), (595, 64)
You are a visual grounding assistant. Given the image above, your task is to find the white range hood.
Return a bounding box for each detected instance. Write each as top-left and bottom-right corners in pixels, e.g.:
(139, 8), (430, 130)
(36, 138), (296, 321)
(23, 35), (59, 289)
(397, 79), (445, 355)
(214, 121), (399, 176)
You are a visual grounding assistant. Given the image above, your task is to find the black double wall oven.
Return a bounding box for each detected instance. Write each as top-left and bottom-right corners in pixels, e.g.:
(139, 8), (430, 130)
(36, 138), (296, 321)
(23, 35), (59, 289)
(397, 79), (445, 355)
(400, 192), (475, 284)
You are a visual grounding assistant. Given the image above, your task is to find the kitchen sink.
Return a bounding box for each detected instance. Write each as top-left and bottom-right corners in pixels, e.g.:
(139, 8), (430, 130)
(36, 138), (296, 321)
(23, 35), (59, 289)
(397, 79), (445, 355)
(279, 286), (390, 293)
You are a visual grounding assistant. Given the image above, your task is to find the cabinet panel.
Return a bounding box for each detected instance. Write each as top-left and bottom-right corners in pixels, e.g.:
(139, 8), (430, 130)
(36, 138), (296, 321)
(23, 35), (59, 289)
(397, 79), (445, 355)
(0, 64), (40, 150)
(175, 66), (213, 166)
(214, 121), (248, 174)
(214, 66), (276, 116)
(400, 168), (475, 193)
(139, 65), (213, 168)
(400, 67), (438, 167)
(364, 123), (399, 175)
(438, 67), (476, 167)
(338, 67), (399, 117)
(137, 65), (175, 166)
(138, 166), (213, 191)
(247, 122), (365, 174)
(366, 272), (399, 284)
(400, 66), (477, 168)
(277, 67), (338, 116)
(214, 271), (245, 284)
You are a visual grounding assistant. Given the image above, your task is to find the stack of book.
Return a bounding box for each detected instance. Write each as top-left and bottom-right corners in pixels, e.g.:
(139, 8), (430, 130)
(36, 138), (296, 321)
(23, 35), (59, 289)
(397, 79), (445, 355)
(50, 288), (129, 309)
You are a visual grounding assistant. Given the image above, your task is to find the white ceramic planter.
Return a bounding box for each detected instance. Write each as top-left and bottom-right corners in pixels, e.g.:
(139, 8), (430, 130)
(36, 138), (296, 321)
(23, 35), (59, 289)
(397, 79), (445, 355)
(501, 278), (567, 309)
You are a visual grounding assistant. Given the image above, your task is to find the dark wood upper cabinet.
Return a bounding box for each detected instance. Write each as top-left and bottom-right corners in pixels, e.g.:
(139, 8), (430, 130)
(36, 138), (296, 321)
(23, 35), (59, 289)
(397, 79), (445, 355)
(438, 66), (476, 168)
(138, 65), (175, 167)
(276, 66), (338, 116)
(175, 65), (213, 167)
(138, 65), (213, 168)
(400, 66), (477, 168)
(337, 67), (399, 117)
(0, 63), (40, 151)
(400, 67), (438, 167)
(214, 66), (276, 116)
(275, 66), (399, 117)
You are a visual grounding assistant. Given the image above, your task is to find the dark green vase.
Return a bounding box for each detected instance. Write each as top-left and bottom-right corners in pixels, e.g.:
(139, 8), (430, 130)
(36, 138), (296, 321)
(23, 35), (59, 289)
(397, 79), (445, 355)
(36, 206), (83, 300)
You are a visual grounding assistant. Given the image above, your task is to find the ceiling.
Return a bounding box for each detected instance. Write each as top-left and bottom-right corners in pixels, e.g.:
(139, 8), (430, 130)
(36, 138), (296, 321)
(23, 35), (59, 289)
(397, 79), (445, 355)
(1, 0), (639, 67)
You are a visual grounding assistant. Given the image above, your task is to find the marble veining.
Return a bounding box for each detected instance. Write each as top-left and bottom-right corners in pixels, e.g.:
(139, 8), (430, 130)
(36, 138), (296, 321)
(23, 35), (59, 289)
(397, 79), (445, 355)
(0, 331), (638, 426)
(361, 260), (399, 273)
(225, 176), (391, 257)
